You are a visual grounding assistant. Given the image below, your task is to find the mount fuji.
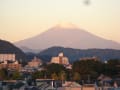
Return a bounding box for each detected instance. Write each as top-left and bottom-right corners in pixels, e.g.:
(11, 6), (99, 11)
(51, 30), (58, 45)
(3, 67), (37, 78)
(14, 23), (120, 51)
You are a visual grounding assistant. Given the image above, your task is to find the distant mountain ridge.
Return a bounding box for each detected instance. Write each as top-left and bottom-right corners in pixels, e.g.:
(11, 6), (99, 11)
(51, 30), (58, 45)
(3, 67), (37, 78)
(15, 23), (120, 50)
(19, 46), (41, 53)
(37, 46), (120, 63)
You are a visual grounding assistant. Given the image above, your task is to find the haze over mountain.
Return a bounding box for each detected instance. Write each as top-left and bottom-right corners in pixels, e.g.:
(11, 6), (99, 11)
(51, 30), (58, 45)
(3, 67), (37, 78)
(15, 23), (120, 50)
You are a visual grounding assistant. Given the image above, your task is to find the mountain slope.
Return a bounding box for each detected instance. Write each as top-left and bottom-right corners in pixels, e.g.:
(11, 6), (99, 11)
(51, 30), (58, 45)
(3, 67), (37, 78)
(0, 39), (26, 62)
(19, 46), (40, 53)
(15, 24), (120, 50)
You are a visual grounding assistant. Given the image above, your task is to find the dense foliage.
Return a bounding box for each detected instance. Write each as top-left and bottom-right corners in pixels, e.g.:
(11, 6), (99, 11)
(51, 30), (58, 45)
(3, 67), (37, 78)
(31, 59), (120, 81)
(0, 69), (21, 80)
(72, 59), (120, 80)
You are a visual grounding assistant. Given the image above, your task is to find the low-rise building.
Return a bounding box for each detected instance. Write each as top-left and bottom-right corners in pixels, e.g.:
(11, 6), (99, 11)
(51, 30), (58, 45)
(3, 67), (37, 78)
(58, 81), (81, 90)
(0, 54), (21, 70)
(80, 56), (100, 61)
(0, 53), (15, 62)
(8, 61), (21, 70)
(28, 56), (42, 68)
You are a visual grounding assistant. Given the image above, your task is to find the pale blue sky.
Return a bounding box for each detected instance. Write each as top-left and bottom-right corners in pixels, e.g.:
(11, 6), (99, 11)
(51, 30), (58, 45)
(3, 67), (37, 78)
(0, 0), (120, 43)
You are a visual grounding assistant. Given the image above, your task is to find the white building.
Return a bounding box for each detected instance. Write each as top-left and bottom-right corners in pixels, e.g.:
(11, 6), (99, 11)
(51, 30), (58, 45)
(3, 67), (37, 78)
(0, 53), (15, 62)
(51, 53), (69, 65)
(0, 54), (21, 70)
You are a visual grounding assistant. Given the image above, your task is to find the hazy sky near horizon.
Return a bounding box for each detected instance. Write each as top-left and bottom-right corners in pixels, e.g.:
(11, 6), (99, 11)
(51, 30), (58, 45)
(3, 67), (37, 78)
(0, 0), (120, 43)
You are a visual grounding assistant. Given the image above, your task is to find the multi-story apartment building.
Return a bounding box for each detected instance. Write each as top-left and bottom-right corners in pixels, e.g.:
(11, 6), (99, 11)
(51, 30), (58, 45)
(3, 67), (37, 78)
(0, 54), (21, 70)
(51, 52), (69, 65)
(0, 53), (15, 62)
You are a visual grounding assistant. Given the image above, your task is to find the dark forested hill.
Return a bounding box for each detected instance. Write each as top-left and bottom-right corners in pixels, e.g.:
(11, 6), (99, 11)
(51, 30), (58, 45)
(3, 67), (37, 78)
(38, 46), (120, 63)
(0, 39), (26, 63)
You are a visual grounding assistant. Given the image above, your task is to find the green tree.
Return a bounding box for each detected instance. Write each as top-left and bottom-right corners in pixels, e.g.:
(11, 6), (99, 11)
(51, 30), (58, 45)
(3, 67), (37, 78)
(0, 68), (8, 80)
(46, 63), (66, 76)
(32, 71), (45, 79)
(73, 72), (81, 81)
(0, 69), (6, 80)
(103, 59), (120, 77)
(59, 70), (66, 84)
(107, 59), (120, 66)
(72, 60), (103, 80)
(11, 71), (21, 80)
(51, 73), (58, 80)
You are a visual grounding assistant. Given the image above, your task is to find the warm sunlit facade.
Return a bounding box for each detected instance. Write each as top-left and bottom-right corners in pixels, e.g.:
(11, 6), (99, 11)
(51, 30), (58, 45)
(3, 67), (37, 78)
(51, 52), (69, 65)
(0, 54), (15, 62)
(0, 54), (21, 70)
(28, 56), (42, 68)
